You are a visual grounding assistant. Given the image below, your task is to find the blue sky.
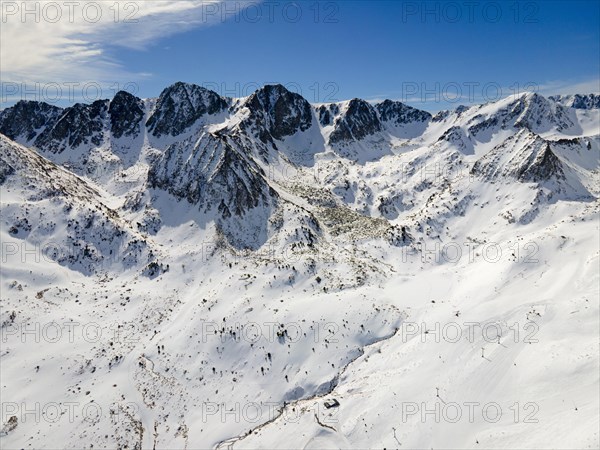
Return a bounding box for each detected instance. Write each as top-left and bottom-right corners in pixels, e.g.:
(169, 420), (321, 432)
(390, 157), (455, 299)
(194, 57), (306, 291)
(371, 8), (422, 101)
(1, 1), (599, 110)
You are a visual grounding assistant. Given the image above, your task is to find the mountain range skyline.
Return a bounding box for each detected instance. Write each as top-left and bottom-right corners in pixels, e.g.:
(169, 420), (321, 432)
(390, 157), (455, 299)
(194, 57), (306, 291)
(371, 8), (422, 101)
(3, 79), (600, 114)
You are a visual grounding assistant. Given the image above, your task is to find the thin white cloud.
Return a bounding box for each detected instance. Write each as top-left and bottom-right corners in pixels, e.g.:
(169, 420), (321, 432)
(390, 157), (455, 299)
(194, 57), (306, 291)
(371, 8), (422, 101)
(0, 1), (258, 97)
(537, 78), (600, 96)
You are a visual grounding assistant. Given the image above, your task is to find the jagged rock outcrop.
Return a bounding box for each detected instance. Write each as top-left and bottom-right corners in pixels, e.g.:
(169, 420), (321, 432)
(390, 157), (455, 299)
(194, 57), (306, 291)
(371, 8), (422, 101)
(241, 84), (313, 143)
(549, 93), (600, 109)
(432, 110), (451, 122)
(438, 125), (465, 143)
(0, 93), (145, 152)
(109, 91), (145, 139)
(316, 104), (339, 126)
(329, 99), (382, 144)
(148, 131), (278, 248)
(149, 131), (277, 216)
(471, 130), (565, 183)
(0, 100), (63, 143)
(375, 99), (431, 126)
(146, 82), (228, 137)
(34, 100), (109, 153)
(516, 143), (565, 183)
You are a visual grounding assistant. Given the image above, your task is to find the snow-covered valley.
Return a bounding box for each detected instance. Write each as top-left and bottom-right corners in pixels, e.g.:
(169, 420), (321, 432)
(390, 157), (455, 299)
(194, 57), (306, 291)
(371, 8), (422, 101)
(0, 84), (598, 449)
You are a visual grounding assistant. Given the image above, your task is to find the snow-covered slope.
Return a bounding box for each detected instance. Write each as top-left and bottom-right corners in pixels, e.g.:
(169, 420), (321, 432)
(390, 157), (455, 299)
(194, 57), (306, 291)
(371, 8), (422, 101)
(0, 84), (598, 449)
(0, 135), (157, 275)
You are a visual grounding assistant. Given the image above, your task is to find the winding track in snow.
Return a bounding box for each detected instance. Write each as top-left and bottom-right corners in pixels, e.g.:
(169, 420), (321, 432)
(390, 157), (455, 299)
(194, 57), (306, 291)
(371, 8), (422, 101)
(214, 324), (403, 449)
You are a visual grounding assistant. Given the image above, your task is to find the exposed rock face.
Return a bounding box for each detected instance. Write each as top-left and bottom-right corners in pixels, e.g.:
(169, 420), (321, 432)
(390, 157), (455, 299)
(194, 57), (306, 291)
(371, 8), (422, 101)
(510, 93), (573, 131)
(329, 99), (382, 144)
(0, 93), (145, 152)
(0, 150), (16, 184)
(437, 126), (464, 143)
(34, 100), (109, 153)
(466, 115), (499, 137)
(109, 91), (145, 139)
(432, 110), (451, 122)
(375, 99), (431, 126)
(146, 82), (228, 137)
(0, 101), (63, 143)
(455, 105), (470, 115)
(468, 93), (574, 138)
(316, 104), (339, 127)
(148, 131), (277, 217)
(549, 94), (600, 109)
(385, 225), (413, 247)
(242, 84), (313, 143)
(471, 130), (565, 183)
(148, 130), (278, 248)
(516, 143), (565, 183)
